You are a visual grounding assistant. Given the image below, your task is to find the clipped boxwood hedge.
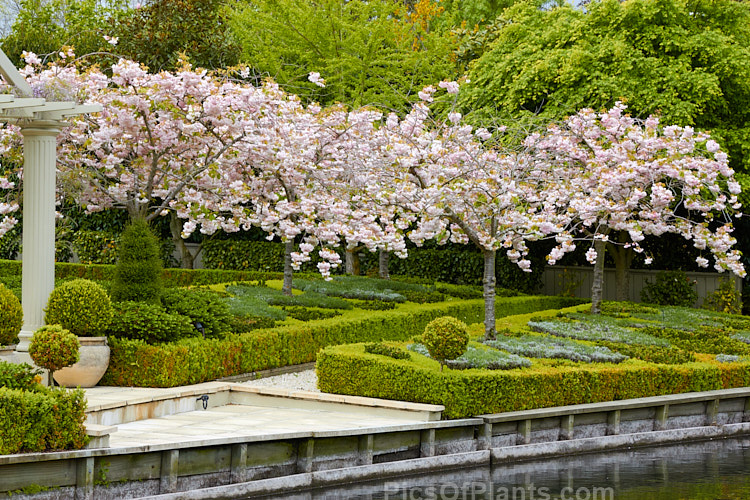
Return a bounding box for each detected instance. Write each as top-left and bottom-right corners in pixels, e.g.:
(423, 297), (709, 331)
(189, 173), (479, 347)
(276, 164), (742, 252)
(316, 343), (750, 419)
(0, 386), (89, 454)
(0, 259), (299, 288)
(101, 296), (585, 387)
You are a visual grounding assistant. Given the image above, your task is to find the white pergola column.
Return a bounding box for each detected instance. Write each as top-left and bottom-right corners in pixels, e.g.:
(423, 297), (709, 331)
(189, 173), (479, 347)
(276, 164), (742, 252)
(15, 121), (62, 351)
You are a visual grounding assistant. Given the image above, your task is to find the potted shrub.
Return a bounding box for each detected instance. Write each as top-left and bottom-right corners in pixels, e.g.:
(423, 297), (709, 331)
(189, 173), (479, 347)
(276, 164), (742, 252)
(28, 325), (79, 386)
(0, 282), (22, 349)
(44, 279), (113, 387)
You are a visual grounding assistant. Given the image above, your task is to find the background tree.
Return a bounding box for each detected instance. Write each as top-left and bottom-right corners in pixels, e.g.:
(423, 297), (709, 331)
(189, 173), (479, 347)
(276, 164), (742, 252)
(227, 0), (457, 111)
(1, 0), (126, 65)
(458, 0), (750, 178)
(111, 0), (240, 72)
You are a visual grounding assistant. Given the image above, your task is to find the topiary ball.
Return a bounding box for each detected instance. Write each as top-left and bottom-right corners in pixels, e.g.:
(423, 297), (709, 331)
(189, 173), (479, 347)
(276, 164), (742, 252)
(0, 282), (22, 345)
(29, 325), (80, 373)
(45, 279), (113, 336)
(423, 316), (469, 366)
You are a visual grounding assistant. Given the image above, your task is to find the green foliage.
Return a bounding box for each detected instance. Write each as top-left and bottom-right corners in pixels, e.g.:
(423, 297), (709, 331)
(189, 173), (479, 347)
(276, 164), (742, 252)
(703, 277), (742, 315)
(355, 300), (397, 311)
(0, 282), (22, 345)
(161, 288), (232, 337)
(642, 326), (750, 355)
(364, 342), (411, 360)
(409, 342), (532, 370)
(596, 341), (696, 365)
(227, 315), (277, 333)
(316, 343), (750, 418)
(281, 306), (342, 322)
(0, 0), (126, 66)
(202, 240), (543, 292)
(422, 316), (470, 367)
(484, 334), (628, 364)
(101, 295), (578, 386)
(641, 270), (699, 307)
(107, 301), (197, 343)
(0, 361), (41, 391)
(226, 283), (353, 310)
(0, 386), (89, 454)
(110, 218), (163, 303)
(434, 283), (486, 300)
(458, 0), (750, 174)
(202, 239), (287, 272)
(29, 325), (80, 373)
(528, 317), (670, 346)
(72, 230), (119, 265)
(44, 279), (113, 336)
(112, 0), (239, 71)
(227, 0), (456, 111)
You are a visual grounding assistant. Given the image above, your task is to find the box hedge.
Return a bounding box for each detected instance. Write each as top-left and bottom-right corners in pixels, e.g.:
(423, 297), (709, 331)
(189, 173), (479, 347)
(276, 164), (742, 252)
(101, 296), (585, 387)
(0, 386), (89, 454)
(316, 342), (750, 419)
(0, 259), (294, 288)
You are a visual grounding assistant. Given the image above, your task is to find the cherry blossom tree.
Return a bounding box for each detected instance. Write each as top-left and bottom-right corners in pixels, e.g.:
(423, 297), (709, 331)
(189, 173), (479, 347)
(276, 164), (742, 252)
(370, 83), (567, 339)
(536, 103), (745, 313)
(20, 52), (260, 268)
(175, 77), (397, 294)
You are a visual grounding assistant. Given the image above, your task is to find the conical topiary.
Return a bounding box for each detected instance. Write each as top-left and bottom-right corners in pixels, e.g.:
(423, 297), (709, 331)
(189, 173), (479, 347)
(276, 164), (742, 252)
(110, 218), (163, 303)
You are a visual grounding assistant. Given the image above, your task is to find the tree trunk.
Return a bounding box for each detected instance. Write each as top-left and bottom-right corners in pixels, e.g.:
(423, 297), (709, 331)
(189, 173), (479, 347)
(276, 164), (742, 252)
(345, 249), (355, 275)
(169, 212), (195, 269)
(379, 250), (390, 279)
(282, 241), (294, 296)
(608, 232), (634, 302)
(483, 249), (496, 340)
(591, 239), (606, 314)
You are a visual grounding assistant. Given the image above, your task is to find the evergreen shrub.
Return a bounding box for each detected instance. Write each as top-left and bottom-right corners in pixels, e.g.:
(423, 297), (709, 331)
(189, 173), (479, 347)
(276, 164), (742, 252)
(0, 282), (22, 345)
(641, 270), (699, 307)
(161, 288), (232, 337)
(0, 386), (88, 454)
(0, 361), (41, 391)
(107, 301), (196, 343)
(29, 325), (80, 374)
(422, 316), (470, 368)
(110, 218), (163, 303)
(45, 279), (113, 336)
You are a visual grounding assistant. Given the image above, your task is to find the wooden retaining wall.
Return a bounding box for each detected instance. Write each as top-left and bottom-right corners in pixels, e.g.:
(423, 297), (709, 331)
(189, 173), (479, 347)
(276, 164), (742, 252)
(5, 388), (750, 499)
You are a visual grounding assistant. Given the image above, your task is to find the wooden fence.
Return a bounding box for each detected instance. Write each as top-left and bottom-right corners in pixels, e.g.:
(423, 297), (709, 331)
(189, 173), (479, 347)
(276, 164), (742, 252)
(539, 266), (742, 307)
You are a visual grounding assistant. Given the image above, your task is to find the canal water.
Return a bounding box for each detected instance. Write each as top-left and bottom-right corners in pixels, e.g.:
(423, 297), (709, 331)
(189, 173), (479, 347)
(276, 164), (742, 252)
(261, 437), (750, 499)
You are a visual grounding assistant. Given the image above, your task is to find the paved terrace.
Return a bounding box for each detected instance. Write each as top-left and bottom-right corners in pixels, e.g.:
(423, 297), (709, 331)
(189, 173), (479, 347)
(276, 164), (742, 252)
(84, 382), (444, 449)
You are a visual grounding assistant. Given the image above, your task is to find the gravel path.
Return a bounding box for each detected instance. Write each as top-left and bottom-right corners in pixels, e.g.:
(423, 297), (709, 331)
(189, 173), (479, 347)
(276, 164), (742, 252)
(242, 369), (320, 392)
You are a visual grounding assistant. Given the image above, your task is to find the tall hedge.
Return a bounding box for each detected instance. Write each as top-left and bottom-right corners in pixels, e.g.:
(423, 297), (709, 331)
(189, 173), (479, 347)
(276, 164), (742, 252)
(202, 240), (545, 293)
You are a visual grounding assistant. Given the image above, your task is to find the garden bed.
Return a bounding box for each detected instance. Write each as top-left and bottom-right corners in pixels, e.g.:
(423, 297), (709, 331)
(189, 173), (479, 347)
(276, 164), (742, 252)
(316, 303), (750, 418)
(101, 294), (584, 387)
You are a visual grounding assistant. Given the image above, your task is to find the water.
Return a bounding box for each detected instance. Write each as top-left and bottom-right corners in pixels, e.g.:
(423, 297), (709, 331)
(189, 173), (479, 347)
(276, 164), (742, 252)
(261, 437), (750, 499)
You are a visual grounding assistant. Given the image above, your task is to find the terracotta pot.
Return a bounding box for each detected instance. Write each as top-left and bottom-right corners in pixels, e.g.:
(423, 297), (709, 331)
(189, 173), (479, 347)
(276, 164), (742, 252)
(53, 337), (110, 388)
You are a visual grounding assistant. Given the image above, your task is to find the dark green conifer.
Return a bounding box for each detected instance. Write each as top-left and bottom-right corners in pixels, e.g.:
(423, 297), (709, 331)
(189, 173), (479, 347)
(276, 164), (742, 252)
(110, 218), (163, 303)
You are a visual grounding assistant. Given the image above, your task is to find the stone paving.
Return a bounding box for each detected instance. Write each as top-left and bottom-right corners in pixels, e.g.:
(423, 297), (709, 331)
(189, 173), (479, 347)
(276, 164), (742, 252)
(83, 383), (444, 449)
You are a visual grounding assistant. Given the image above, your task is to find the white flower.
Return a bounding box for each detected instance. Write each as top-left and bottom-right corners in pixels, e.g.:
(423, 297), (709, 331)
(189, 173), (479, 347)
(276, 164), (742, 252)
(308, 72), (326, 88)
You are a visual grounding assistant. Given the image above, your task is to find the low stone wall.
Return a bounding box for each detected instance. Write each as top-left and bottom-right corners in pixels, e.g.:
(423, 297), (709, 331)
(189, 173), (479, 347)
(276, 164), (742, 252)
(4, 388), (750, 499)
